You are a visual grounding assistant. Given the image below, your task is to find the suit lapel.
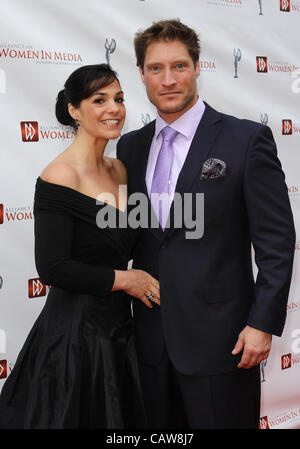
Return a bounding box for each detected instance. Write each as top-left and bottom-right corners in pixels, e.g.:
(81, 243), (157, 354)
(164, 103), (223, 238)
(133, 121), (165, 241)
(135, 121), (155, 197)
(134, 104), (223, 241)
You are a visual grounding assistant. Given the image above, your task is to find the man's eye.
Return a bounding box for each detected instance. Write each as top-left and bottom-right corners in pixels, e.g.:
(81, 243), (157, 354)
(151, 66), (160, 71)
(176, 63), (184, 69)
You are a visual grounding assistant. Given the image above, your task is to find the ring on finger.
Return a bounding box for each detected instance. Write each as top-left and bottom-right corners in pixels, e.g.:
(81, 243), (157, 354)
(145, 292), (155, 302)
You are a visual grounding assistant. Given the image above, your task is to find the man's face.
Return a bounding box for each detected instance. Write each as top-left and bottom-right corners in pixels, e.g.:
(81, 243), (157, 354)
(140, 39), (200, 123)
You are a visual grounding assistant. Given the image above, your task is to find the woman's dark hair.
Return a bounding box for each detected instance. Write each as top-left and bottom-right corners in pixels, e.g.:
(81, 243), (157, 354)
(55, 64), (119, 130)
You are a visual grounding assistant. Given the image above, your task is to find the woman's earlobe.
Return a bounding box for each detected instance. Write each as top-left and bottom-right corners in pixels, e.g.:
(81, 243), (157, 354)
(68, 103), (78, 121)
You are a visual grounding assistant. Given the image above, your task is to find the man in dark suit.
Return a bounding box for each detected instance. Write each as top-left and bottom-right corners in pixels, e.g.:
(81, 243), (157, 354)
(117, 19), (295, 428)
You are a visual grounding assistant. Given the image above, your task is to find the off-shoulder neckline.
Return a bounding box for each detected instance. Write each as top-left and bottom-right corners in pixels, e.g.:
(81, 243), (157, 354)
(37, 177), (127, 212)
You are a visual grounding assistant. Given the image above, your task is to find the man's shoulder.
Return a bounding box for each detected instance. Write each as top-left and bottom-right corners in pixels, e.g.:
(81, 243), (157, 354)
(117, 120), (156, 160)
(204, 102), (261, 131)
(218, 109), (263, 133)
(215, 108), (270, 144)
(119, 120), (155, 144)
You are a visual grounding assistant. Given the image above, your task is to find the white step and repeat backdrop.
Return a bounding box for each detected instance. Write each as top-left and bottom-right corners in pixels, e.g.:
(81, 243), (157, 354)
(0, 0), (299, 429)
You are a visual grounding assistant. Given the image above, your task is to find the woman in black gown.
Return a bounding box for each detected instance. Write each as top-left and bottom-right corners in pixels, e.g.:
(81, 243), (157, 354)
(0, 64), (159, 429)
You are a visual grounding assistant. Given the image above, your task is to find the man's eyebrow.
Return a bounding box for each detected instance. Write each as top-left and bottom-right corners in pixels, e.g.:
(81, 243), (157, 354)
(146, 59), (189, 66)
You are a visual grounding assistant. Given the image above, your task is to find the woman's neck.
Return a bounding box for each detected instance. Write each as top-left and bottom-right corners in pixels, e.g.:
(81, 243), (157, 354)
(64, 131), (108, 170)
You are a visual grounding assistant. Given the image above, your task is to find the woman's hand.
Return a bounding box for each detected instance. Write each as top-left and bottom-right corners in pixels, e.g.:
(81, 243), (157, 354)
(113, 269), (160, 308)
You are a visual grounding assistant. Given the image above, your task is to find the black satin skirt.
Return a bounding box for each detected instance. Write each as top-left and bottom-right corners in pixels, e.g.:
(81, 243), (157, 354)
(0, 288), (147, 429)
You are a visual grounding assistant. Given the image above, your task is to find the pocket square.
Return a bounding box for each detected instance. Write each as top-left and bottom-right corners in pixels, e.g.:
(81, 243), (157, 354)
(200, 158), (227, 180)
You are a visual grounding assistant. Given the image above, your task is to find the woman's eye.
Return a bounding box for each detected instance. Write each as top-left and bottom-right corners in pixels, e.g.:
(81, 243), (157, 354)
(94, 98), (104, 104)
(116, 98), (125, 103)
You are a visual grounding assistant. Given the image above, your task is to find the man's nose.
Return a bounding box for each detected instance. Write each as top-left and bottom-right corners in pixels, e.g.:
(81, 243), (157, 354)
(161, 69), (176, 87)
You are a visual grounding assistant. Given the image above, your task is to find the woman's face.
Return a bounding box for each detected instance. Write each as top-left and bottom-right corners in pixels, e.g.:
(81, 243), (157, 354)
(72, 79), (126, 140)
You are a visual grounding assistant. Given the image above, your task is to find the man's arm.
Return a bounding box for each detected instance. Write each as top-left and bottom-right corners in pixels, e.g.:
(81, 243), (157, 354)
(233, 124), (295, 368)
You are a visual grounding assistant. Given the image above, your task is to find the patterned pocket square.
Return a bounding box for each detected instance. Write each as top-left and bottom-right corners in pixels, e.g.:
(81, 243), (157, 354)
(200, 158), (227, 180)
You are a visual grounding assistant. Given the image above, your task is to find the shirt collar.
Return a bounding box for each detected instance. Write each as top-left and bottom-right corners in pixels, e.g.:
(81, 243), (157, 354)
(154, 96), (206, 140)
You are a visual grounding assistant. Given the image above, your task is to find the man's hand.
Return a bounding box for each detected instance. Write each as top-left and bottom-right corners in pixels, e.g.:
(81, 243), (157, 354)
(232, 325), (272, 369)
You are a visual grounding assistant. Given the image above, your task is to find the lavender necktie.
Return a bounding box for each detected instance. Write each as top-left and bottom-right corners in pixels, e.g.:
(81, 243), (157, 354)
(150, 126), (179, 229)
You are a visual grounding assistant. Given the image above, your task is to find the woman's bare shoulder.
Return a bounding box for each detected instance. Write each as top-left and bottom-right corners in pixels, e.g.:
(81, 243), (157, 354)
(40, 160), (79, 189)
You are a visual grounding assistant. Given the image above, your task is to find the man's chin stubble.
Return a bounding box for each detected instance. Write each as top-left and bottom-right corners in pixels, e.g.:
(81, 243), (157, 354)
(155, 96), (196, 116)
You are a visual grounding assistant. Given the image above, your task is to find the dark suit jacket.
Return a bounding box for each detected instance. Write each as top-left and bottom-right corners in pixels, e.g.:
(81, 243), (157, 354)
(117, 103), (295, 376)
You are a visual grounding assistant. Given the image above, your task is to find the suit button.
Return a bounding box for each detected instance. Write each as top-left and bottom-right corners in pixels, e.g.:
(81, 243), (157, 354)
(161, 241), (167, 249)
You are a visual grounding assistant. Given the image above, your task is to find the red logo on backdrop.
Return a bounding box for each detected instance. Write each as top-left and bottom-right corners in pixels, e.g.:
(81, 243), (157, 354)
(259, 416), (270, 429)
(20, 121), (39, 142)
(281, 353), (292, 370)
(0, 204), (3, 224)
(28, 278), (47, 298)
(256, 57), (268, 73)
(0, 360), (7, 379)
(256, 56), (268, 73)
(280, 0), (291, 11)
(282, 119), (293, 135)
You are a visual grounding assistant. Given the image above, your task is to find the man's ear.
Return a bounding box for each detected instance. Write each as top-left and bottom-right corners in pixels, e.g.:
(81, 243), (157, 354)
(138, 65), (145, 84)
(195, 59), (200, 78)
